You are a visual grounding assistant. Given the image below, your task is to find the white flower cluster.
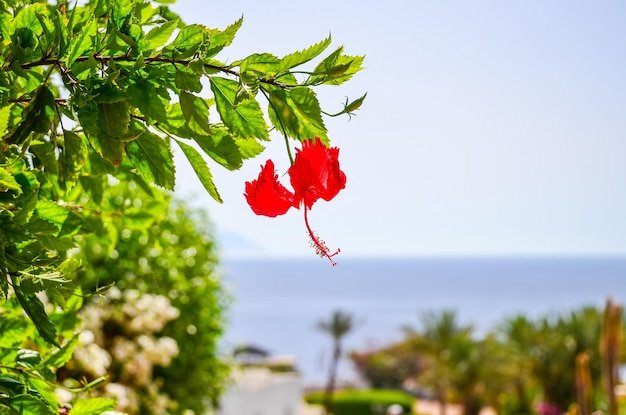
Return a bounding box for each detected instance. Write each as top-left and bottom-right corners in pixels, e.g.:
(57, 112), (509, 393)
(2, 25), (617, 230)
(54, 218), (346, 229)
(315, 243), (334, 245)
(63, 287), (181, 414)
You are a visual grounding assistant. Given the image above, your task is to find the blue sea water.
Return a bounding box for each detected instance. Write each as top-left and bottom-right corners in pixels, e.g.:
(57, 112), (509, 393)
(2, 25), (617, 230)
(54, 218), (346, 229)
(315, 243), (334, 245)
(219, 257), (626, 386)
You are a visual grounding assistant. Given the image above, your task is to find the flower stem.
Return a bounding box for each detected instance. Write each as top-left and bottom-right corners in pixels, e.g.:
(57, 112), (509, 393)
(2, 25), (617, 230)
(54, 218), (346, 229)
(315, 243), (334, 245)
(303, 207), (339, 266)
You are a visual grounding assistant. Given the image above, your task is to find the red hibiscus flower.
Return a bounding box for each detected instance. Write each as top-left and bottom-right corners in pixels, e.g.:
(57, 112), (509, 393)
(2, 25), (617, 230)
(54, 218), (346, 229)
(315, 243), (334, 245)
(244, 137), (346, 265)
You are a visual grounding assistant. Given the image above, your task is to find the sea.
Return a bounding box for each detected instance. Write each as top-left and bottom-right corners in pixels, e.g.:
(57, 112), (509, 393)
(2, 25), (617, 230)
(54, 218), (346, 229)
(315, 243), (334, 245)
(218, 257), (626, 386)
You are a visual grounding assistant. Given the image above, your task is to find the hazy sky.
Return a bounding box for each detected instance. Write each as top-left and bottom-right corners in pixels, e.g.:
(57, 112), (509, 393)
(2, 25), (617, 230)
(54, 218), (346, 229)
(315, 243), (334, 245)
(170, 1), (626, 259)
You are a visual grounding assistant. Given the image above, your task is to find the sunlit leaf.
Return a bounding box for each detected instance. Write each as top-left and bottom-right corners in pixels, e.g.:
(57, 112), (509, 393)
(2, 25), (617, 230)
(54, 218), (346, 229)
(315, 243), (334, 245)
(209, 76), (268, 140)
(139, 19), (178, 51)
(11, 277), (59, 347)
(205, 16), (242, 58)
(175, 139), (222, 202)
(280, 35), (331, 71)
(0, 167), (22, 194)
(65, 18), (96, 68)
(268, 86), (328, 143)
(179, 91), (211, 135)
(126, 132), (175, 190)
(70, 398), (117, 415)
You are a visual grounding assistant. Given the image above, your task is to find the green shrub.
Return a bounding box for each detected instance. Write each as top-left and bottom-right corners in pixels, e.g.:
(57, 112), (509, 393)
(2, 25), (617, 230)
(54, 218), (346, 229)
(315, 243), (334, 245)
(305, 389), (416, 415)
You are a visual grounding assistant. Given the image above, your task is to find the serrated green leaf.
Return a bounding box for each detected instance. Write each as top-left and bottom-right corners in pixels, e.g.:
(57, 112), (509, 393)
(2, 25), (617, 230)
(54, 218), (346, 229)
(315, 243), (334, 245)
(42, 335), (78, 368)
(11, 276), (59, 347)
(139, 18), (178, 51)
(34, 200), (69, 230)
(34, 12), (54, 48)
(0, 318), (30, 348)
(175, 139), (222, 202)
(179, 91), (211, 135)
(127, 80), (168, 124)
(280, 35), (331, 71)
(268, 86), (328, 143)
(25, 216), (59, 235)
(167, 24), (205, 59)
(78, 104), (124, 164)
(35, 234), (76, 251)
(0, 167), (21, 194)
(234, 136), (265, 159)
(70, 398), (116, 415)
(193, 130), (243, 170)
(0, 105), (12, 134)
(310, 47), (365, 85)
(236, 53), (280, 77)
(6, 394), (55, 415)
(210, 77), (268, 140)
(99, 102), (129, 138)
(6, 86), (55, 145)
(13, 3), (47, 35)
(60, 130), (87, 189)
(205, 16), (242, 58)
(126, 132), (175, 189)
(174, 68), (202, 93)
(26, 378), (57, 408)
(65, 18), (95, 68)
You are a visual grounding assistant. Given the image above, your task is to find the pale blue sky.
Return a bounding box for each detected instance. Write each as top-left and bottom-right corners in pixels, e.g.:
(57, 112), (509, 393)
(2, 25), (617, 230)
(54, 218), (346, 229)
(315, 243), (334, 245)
(171, 1), (626, 259)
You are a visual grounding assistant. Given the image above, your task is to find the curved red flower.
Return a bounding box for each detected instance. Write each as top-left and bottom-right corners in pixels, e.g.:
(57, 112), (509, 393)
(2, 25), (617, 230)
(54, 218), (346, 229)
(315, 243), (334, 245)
(244, 160), (294, 217)
(244, 138), (346, 265)
(289, 137), (346, 210)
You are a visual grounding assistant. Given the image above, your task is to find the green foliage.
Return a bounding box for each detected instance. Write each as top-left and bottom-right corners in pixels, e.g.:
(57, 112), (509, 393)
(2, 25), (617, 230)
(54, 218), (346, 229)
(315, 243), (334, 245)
(350, 341), (422, 389)
(305, 389), (416, 415)
(66, 181), (228, 414)
(0, 0), (364, 412)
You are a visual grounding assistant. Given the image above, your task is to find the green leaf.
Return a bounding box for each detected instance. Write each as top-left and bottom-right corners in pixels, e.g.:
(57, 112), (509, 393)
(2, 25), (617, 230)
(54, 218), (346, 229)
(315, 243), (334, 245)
(209, 77), (268, 140)
(236, 53), (280, 77)
(205, 16), (242, 58)
(234, 136), (265, 159)
(175, 139), (222, 202)
(139, 19), (178, 51)
(35, 234), (76, 251)
(179, 91), (211, 135)
(127, 80), (168, 124)
(0, 105), (12, 134)
(34, 200), (70, 230)
(11, 276), (59, 347)
(0, 167), (21, 194)
(78, 104), (124, 164)
(311, 46), (365, 85)
(98, 102), (130, 138)
(6, 86), (56, 145)
(13, 3), (47, 36)
(280, 35), (332, 71)
(268, 86), (328, 143)
(126, 132), (175, 190)
(60, 130), (87, 189)
(166, 24), (205, 59)
(174, 68), (202, 93)
(42, 335), (78, 368)
(70, 398), (116, 415)
(5, 393), (54, 415)
(65, 18), (96, 68)
(193, 129), (243, 170)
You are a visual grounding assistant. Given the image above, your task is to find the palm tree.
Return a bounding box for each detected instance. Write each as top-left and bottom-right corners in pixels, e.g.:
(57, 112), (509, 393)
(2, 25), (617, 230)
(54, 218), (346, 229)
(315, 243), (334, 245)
(317, 310), (355, 414)
(405, 309), (473, 415)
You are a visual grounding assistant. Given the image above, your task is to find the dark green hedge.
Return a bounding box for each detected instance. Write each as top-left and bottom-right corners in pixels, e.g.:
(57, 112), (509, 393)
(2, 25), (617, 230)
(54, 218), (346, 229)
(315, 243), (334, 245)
(304, 389), (416, 415)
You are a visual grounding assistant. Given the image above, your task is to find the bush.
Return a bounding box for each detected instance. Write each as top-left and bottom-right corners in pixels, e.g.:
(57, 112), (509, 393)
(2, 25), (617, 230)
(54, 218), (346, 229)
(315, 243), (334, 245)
(305, 389), (416, 415)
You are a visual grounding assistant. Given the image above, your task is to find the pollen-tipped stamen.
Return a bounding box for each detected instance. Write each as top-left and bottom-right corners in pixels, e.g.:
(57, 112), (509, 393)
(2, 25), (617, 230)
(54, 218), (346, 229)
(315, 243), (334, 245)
(303, 207), (340, 266)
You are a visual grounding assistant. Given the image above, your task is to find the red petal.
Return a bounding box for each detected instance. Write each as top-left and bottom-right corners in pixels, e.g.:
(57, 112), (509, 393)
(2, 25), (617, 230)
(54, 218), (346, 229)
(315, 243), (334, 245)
(289, 137), (346, 209)
(244, 160), (294, 217)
